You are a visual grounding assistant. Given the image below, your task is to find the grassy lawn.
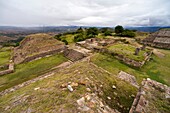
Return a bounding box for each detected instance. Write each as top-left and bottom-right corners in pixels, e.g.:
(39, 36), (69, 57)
(0, 54), (68, 91)
(60, 34), (75, 44)
(0, 47), (11, 66)
(107, 43), (149, 61)
(91, 51), (170, 86)
(0, 61), (137, 113)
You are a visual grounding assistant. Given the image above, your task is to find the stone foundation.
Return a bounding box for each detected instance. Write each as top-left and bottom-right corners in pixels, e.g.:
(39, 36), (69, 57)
(19, 47), (65, 64)
(13, 33), (66, 64)
(0, 63), (14, 76)
(129, 78), (170, 113)
(64, 48), (85, 61)
(76, 38), (152, 68)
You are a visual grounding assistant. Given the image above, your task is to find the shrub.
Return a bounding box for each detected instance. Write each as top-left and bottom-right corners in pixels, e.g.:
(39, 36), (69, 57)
(62, 39), (68, 45)
(104, 30), (112, 36)
(54, 34), (62, 41)
(76, 27), (84, 33)
(122, 30), (136, 37)
(74, 34), (85, 42)
(86, 27), (99, 38)
(115, 25), (124, 34)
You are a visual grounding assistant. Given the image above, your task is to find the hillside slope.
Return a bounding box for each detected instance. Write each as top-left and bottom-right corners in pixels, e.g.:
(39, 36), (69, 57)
(0, 60), (137, 113)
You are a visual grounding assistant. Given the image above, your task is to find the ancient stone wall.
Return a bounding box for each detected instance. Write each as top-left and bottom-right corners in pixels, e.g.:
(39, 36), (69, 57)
(13, 45), (65, 64)
(13, 34), (66, 64)
(143, 29), (170, 49)
(64, 48), (85, 61)
(20, 48), (65, 64)
(129, 78), (170, 113)
(152, 43), (170, 49)
(93, 47), (152, 68)
(0, 63), (14, 76)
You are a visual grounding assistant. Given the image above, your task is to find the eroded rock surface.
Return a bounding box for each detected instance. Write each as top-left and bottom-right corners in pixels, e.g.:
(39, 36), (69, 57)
(118, 71), (139, 88)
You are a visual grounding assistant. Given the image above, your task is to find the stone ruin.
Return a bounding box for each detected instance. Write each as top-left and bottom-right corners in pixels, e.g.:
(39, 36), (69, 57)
(118, 71), (139, 88)
(143, 29), (170, 49)
(0, 62), (14, 76)
(0, 33), (91, 76)
(76, 38), (153, 68)
(134, 48), (140, 55)
(76, 38), (118, 50)
(63, 47), (86, 62)
(13, 33), (65, 64)
(117, 71), (170, 113)
(129, 78), (170, 113)
(141, 44), (146, 50)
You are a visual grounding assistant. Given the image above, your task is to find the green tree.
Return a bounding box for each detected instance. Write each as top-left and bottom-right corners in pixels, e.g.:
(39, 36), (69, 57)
(15, 42), (20, 47)
(104, 30), (112, 36)
(86, 27), (99, 38)
(54, 34), (62, 41)
(62, 39), (68, 45)
(122, 30), (136, 37)
(74, 34), (84, 42)
(100, 27), (113, 36)
(115, 25), (124, 34)
(76, 27), (84, 33)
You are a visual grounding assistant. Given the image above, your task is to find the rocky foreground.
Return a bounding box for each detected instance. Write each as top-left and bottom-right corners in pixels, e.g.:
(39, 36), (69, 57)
(0, 56), (169, 113)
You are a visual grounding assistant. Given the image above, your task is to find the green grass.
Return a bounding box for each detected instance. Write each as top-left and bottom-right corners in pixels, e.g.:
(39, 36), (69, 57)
(107, 43), (149, 61)
(91, 51), (170, 86)
(0, 54), (68, 91)
(60, 34), (75, 44)
(0, 47), (11, 66)
(0, 61), (137, 113)
(96, 33), (105, 38)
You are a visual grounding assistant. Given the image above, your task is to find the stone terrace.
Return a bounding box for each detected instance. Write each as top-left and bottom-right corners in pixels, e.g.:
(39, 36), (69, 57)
(13, 33), (65, 64)
(143, 29), (170, 49)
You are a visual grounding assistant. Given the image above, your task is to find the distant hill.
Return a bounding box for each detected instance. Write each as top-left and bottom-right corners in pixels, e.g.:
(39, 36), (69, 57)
(1, 26), (170, 36)
(127, 26), (170, 32)
(0, 26), (79, 35)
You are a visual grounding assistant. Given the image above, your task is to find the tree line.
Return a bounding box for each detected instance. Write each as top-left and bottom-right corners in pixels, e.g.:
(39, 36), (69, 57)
(54, 25), (136, 44)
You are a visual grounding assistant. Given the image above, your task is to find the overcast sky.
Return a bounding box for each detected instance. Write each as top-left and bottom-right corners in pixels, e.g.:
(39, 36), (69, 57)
(0, 0), (170, 27)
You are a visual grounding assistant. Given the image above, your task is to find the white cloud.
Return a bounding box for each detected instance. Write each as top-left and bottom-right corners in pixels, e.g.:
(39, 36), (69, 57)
(0, 0), (170, 26)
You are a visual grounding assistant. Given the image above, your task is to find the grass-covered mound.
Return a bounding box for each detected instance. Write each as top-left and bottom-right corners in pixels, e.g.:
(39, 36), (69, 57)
(13, 33), (65, 64)
(0, 54), (67, 91)
(107, 43), (150, 61)
(91, 50), (170, 86)
(0, 61), (137, 113)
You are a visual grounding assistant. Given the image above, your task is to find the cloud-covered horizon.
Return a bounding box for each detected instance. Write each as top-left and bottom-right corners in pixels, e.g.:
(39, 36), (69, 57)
(0, 0), (170, 27)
